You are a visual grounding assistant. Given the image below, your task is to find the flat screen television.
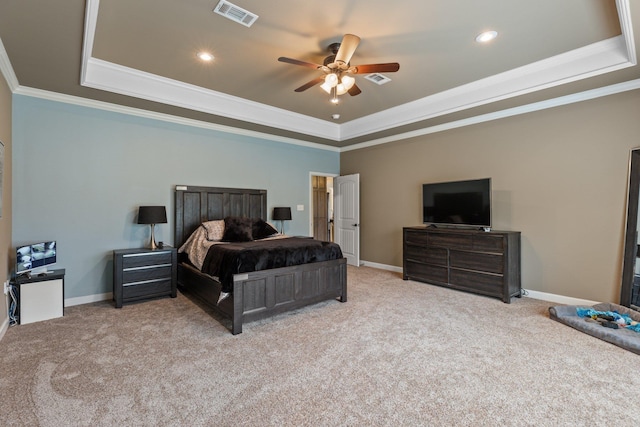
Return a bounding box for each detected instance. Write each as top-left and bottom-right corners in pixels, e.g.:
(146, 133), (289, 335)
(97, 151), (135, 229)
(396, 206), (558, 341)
(16, 241), (57, 276)
(423, 178), (491, 227)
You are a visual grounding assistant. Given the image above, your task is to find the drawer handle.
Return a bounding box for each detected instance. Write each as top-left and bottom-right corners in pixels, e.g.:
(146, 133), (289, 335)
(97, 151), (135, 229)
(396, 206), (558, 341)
(123, 263), (172, 272)
(123, 251), (171, 257)
(123, 278), (170, 287)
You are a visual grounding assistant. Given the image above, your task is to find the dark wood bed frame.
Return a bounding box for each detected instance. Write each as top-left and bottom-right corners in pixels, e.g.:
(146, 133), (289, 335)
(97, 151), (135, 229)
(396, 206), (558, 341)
(174, 185), (347, 334)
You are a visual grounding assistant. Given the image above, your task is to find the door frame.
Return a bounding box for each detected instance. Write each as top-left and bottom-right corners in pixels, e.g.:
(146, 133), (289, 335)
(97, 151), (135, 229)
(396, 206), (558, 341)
(620, 148), (640, 308)
(308, 172), (339, 238)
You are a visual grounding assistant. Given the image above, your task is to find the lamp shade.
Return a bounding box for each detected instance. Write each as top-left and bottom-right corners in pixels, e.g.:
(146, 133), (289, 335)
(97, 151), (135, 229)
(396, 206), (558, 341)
(272, 207), (292, 221)
(137, 206), (167, 224)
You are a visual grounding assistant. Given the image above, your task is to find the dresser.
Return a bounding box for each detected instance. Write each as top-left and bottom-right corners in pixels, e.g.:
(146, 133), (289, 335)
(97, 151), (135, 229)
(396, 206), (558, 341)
(113, 247), (177, 308)
(403, 227), (521, 303)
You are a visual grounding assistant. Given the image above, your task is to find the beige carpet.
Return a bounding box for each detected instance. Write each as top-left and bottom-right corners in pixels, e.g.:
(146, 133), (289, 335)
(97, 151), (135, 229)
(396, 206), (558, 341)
(1, 266), (639, 426)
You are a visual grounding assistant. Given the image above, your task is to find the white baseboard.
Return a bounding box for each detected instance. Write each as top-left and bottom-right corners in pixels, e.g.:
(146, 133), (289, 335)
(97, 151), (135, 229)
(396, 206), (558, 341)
(360, 259), (601, 306)
(523, 290), (600, 307)
(359, 260), (403, 273)
(64, 292), (112, 307)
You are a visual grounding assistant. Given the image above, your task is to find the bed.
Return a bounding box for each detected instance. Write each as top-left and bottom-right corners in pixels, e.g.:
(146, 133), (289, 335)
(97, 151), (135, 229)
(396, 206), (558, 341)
(174, 185), (347, 334)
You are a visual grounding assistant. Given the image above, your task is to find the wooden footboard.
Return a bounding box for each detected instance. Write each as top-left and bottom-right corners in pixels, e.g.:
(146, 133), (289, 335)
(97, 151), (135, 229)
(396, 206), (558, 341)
(178, 258), (347, 334)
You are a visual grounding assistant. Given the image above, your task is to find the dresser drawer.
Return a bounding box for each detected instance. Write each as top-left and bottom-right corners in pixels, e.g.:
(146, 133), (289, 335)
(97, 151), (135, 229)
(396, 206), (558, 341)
(405, 260), (448, 284)
(122, 251), (173, 268)
(428, 233), (472, 249)
(404, 245), (448, 266)
(472, 234), (504, 253)
(449, 269), (503, 295)
(450, 250), (503, 274)
(404, 230), (430, 246)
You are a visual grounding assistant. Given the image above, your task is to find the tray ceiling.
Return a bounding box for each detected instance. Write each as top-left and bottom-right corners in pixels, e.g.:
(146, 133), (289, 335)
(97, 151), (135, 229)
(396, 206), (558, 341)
(1, 0), (638, 148)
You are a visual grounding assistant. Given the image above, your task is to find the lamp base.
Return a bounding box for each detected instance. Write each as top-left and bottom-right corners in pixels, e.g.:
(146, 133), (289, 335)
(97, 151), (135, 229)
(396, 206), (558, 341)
(148, 224), (158, 249)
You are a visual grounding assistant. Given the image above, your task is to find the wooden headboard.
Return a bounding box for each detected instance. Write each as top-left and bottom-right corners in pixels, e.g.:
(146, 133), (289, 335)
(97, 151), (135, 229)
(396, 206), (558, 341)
(174, 185), (267, 248)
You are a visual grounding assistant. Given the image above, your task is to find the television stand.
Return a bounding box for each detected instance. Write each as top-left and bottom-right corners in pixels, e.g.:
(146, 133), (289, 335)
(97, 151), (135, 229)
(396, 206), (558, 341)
(13, 269), (65, 324)
(403, 227), (521, 303)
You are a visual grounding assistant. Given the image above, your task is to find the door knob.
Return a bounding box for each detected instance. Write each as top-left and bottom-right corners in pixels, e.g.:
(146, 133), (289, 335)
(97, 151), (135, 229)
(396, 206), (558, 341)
(353, 223), (359, 227)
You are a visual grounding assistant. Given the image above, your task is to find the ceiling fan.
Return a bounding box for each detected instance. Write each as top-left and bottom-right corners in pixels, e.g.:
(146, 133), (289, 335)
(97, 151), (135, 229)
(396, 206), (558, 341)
(278, 34), (400, 103)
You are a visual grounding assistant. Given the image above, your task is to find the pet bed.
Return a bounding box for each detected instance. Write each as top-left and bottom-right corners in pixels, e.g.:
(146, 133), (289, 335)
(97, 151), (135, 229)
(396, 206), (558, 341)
(549, 302), (640, 355)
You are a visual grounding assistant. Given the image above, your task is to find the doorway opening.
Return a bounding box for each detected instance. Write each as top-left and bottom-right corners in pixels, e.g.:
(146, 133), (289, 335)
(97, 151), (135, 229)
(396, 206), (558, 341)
(310, 172), (360, 267)
(310, 174), (335, 241)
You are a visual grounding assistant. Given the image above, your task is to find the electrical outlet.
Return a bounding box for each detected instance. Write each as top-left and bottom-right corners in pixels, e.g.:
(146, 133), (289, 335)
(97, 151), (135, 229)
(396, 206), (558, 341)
(3, 281), (9, 295)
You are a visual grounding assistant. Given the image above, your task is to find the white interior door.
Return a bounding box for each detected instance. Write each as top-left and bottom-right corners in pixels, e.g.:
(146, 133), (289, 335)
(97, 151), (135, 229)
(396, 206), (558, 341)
(334, 173), (360, 266)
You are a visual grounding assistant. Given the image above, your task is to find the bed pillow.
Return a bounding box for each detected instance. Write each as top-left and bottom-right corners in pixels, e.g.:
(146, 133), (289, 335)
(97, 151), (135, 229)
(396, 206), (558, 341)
(252, 218), (278, 240)
(222, 216), (254, 242)
(178, 225), (219, 270)
(202, 219), (225, 241)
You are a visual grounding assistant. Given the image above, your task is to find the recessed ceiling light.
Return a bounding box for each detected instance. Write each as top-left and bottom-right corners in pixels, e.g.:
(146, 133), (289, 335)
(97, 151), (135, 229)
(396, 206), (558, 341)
(197, 52), (214, 61)
(475, 31), (498, 43)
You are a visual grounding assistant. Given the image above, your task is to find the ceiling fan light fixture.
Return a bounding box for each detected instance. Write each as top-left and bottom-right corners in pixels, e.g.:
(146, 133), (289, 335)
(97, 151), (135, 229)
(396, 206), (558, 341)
(324, 73), (339, 87)
(278, 33), (400, 101)
(320, 81), (332, 94)
(341, 75), (355, 90)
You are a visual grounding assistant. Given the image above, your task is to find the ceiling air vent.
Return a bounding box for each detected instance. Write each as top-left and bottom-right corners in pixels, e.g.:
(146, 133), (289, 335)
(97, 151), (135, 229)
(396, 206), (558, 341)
(364, 73), (392, 85)
(213, 0), (258, 27)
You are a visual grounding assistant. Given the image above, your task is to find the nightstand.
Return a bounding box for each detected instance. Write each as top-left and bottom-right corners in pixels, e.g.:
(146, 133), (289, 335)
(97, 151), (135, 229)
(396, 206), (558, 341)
(113, 247), (177, 308)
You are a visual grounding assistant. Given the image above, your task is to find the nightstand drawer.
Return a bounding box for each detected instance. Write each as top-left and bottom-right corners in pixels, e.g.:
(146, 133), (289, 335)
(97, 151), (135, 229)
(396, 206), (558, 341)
(122, 265), (172, 284)
(123, 278), (172, 299)
(122, 251), (173, 268)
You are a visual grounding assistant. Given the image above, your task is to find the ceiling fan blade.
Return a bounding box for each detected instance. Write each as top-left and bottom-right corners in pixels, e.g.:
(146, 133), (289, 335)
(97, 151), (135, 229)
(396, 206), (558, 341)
(278, 57), (323, 70)
(294, 76), (325, 92)
(335, 34), (361, 65)
(349, 63), (400, 74)
(348, 84), (362, 96)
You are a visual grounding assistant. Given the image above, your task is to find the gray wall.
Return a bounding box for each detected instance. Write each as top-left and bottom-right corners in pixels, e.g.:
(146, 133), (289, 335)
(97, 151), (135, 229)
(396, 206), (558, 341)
(12, 95), (339, 301)
(342, 90), (640, 303)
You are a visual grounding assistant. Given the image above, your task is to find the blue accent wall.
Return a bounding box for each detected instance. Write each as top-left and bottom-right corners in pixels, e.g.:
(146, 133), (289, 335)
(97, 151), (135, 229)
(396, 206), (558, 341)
(12, 95), (339, 300)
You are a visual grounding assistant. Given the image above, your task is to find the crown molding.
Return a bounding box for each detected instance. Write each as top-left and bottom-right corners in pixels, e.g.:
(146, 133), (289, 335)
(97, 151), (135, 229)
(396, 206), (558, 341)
(617, 0), (637, 64)
(340, 35), (634, 140)
(82, 57), (341, 141)
(0, 37), (19, 91)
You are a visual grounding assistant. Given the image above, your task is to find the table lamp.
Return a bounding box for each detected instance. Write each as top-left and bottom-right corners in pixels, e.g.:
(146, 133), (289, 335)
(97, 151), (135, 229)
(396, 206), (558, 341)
(137, 206), (167, 249)
(272, 207), (292, 234)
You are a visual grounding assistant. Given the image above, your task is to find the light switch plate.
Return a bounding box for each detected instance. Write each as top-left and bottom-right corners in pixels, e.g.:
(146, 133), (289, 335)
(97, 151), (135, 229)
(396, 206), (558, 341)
(297, 205), (304, 211)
